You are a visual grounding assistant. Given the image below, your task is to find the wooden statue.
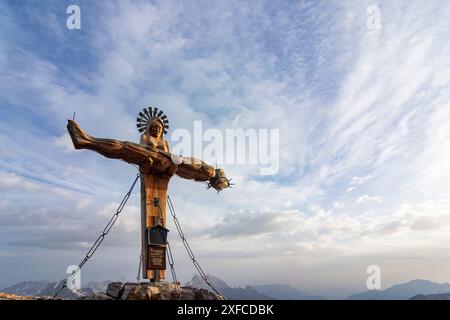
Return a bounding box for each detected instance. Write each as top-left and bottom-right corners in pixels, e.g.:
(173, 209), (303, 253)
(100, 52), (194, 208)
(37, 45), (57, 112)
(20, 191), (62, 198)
(67, 107), (230, 281)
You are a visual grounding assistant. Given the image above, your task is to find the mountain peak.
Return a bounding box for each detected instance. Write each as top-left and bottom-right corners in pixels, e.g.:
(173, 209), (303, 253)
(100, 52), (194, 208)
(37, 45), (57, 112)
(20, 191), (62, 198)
(185, 274), (232, 291)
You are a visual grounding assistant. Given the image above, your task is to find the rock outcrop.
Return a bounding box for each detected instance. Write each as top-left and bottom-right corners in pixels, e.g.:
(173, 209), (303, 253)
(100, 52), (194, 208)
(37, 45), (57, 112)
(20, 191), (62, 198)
(83, 282), (224, 300)
(0, 292), (40, 300)
(1, 282), (223, 300)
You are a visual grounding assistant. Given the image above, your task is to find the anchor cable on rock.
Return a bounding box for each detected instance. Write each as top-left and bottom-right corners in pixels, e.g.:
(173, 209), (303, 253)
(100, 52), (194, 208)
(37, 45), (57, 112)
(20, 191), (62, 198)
(52, 173), (221, 299)
(52, 173), (141, 299)
(136, 253), (143, 283)
(167, 195), (223, 298)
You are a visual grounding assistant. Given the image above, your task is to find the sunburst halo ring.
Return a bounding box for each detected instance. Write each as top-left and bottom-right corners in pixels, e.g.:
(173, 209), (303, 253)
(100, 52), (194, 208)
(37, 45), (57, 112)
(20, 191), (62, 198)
(136, 106), (170, 135)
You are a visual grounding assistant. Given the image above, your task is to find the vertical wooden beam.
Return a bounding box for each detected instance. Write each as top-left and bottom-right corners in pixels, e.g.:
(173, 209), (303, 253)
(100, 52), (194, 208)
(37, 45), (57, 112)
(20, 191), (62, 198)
(140, 173), (169, 280)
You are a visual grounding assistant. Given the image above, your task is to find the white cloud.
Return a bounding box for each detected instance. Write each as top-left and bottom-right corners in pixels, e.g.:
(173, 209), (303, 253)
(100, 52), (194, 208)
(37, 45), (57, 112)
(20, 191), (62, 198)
(333, 201), (344, 209)
(356, 194), (382, 204)
(0, 172), (42, 191)
(98, 202), (140, 234)
(53, 133), (75, 153)
(350, 175), (372, 185)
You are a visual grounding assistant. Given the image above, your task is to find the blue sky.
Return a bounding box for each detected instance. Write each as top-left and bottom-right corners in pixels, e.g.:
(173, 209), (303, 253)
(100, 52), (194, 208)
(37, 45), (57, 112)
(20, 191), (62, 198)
(1, 0), (450, 298)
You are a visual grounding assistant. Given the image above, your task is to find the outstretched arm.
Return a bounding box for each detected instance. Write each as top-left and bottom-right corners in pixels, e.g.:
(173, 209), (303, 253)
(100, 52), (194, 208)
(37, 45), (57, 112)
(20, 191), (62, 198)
(67, 120), (230, 191)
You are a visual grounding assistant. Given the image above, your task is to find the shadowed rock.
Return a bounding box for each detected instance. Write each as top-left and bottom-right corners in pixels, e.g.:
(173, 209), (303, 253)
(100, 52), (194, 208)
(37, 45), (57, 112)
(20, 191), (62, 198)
(81, 282), (224, 300)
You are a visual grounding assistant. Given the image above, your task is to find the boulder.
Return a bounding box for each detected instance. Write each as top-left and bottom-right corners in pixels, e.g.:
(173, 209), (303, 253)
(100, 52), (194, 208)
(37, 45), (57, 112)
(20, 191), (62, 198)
(94, 281), (223, 300)
(1, 282), (224, 300)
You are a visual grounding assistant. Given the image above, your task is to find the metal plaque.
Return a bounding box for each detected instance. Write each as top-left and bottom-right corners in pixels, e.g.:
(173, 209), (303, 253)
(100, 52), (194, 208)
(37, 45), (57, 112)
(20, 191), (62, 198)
(147, 245), (166, 270)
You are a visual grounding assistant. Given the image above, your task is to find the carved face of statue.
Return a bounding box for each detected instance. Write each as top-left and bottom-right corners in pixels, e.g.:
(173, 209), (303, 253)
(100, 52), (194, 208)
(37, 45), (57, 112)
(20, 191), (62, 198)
(149, 120), (163, 138)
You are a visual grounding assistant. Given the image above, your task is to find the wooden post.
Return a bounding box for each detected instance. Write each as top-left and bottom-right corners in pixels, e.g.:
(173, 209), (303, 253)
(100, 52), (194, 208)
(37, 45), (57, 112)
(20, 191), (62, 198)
(140, 173), (169, 281)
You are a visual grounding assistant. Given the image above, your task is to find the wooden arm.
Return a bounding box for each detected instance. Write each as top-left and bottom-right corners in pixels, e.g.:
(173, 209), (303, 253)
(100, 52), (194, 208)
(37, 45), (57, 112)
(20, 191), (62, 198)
(67, 120), (230, 190)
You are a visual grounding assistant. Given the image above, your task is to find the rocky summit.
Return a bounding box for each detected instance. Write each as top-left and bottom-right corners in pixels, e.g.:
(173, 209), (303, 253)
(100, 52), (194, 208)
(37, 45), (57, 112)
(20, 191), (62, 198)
(0, 292), (52, 300)
(84, 282), (224, 300)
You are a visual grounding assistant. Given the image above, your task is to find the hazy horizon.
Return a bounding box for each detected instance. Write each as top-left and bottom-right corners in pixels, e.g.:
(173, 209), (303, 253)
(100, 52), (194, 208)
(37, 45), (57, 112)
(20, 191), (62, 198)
(3, 273), (450, 300)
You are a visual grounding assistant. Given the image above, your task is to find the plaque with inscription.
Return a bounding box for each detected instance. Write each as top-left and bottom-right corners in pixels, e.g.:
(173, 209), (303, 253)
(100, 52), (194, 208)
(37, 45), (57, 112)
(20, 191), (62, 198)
(147, 245), (166, 270)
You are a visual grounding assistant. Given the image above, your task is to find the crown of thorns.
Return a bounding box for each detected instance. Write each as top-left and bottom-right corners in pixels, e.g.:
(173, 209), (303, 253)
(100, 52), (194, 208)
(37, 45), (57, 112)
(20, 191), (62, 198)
(206, 169), (235, 192)
(136, 107), (169, 135)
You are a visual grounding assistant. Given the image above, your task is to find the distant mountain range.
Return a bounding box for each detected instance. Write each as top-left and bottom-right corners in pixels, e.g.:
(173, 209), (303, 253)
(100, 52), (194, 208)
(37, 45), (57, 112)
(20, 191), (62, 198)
(252, 284), (324, 300)
(1, 279), (110, 299)
(185, 274), (273, 299)
(3, 276), (450, 300)
(410, 292), (450, 300)
(2, 280), (54, 297)
(185, 274), (324, 300)
(347, 279), (450, 300)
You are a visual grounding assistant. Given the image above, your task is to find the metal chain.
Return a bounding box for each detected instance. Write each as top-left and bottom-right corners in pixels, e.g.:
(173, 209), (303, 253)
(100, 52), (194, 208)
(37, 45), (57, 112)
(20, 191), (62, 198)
(155, 204), (181, 299)
(136, 253), (143, 283)
(52, 173), (141, 299)
(166, 241), (181, 299)
(167, 195), (223, 298)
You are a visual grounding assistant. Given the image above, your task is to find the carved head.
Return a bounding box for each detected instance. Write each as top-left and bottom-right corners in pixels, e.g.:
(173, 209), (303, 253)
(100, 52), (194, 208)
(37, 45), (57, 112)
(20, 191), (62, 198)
(147, 118), (165, 139)
(136, 107), (169, 136)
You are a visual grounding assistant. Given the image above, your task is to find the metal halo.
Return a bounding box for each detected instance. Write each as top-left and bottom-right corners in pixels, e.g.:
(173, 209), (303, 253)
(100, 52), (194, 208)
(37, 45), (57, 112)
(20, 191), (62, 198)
(136, 107), (170, 135)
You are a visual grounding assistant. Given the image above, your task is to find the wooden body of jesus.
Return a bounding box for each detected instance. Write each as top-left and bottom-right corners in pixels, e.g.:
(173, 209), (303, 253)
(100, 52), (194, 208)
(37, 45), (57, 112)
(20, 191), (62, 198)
(67, 114), (229, 281)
